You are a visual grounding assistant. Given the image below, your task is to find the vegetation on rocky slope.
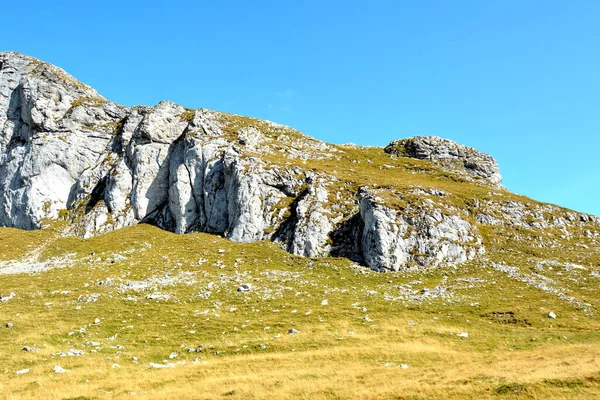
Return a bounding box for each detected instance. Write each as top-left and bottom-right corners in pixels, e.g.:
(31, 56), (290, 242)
(1, 222), (600, 399)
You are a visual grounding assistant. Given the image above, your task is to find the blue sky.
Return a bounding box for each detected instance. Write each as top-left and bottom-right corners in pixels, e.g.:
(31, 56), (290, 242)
(2, 1), (600, 215)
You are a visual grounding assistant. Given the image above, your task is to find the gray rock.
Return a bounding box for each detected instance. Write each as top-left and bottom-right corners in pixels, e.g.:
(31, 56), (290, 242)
(53, 365), (68, 373)
(146, 293), (170, 301)
(0, 53), (507, 273)
(385, 136), (502, 185)
(288, 328), (299, 334)
(237, 284), (252, 292)
(0, 292), (15, 302)
(358, 188), (483, 271)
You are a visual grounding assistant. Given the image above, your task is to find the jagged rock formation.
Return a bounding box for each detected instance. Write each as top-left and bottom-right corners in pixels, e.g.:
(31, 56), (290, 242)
(358, 188), (484, 271)
(385, 136), (502, 185)
(1, 52), (599, 272)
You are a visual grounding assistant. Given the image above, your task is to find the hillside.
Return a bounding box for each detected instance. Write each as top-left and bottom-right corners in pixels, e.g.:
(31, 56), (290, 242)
(1, 52), (600, 399)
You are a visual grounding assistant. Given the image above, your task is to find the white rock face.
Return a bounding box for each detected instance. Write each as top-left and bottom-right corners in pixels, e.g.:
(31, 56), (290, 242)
(0, 52), (121, 229)
(358, 188), (484, 271)
(0, 52), (496, 272)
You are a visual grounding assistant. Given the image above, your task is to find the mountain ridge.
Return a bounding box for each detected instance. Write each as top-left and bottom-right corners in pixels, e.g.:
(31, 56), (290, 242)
(1, 51), (598, 273)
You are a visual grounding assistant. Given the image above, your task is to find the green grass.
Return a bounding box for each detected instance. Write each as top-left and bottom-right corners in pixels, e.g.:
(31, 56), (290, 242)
(1, 224), (600, 399)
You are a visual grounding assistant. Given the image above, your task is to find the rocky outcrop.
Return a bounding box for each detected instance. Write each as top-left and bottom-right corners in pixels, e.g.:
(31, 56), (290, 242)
(384, 136), (502, 185)
(358, 188), (484, 271)
(9, 51), (583, 273)
(0, 52), (122, 229)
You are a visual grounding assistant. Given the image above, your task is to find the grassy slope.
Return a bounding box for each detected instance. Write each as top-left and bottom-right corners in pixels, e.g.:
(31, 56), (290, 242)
(1, 223), (599, 399)
(1, 114), (600, 399)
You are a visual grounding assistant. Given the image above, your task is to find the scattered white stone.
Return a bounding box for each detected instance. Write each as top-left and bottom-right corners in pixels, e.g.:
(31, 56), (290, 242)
(112, 363), (120, 368)
(79, 293), (100, 303)
(321, 299), (329, 306)
(22, 346), (34, 352)
(67, 349), (84, 356)
(169, 352), (178, 359)
(457, 332), (469, 338)
(146, 293), (170, 301)
(237, 284), (252, 292)
(94, 318), (101, 324)
(107, 254), (127, 263)
(548, 311), (557, 319)
(150, 362), (175, 369)
(383, 363), (393, 367)
(399, 364), (409, 369)
(15, 368), (30, 375)
(6, 322), (13, 328)
(288, 328), (299, 334)
(0, 292), (15, 302)
(53, 366), (68, 373)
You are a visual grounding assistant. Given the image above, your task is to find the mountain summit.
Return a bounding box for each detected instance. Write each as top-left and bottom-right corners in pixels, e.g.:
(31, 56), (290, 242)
(0, 52), (598, 272)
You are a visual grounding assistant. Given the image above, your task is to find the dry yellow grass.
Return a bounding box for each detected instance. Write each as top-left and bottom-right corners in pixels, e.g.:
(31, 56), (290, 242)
(1, 225), (600, 399)
(3, 323), (600, 399)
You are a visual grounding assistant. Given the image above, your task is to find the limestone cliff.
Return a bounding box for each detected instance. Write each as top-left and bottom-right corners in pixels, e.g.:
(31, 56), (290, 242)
(1, 52), (598, 272)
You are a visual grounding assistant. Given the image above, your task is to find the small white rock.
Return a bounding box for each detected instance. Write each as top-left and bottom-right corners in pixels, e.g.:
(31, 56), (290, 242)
(149, 362), (175, 369)
(237, 284), (252, 292)
(0, 292), (15, 303)
(53, 366), (68, 373)
(15, 368), (30, 375)
(548, 311), (557, 319)
(457, 332), (469, 338)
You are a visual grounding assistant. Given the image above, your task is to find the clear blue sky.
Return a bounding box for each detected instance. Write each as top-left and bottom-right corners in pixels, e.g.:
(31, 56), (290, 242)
(2, 1), (599, 215)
